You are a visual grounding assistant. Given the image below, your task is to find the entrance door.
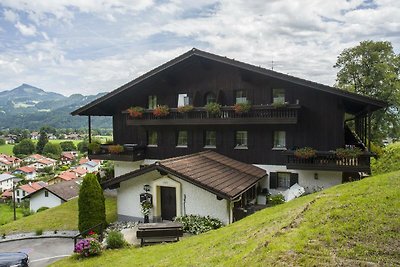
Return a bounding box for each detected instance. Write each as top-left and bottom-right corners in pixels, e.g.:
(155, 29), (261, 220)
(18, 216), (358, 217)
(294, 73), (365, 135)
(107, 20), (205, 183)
(160, 186), (176, 221)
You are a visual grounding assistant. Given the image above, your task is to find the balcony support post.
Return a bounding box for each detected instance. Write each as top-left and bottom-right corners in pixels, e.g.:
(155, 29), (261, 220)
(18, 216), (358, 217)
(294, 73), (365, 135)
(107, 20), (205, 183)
(88, 115), (92, 143)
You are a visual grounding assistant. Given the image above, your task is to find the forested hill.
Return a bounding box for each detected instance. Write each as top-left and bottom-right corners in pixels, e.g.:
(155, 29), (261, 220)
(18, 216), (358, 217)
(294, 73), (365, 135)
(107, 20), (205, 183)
(0, 84), (111, 129)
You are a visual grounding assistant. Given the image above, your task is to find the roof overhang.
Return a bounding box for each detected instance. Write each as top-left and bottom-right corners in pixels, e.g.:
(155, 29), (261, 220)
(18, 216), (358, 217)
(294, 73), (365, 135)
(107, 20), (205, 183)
(72, 48), (387, 116)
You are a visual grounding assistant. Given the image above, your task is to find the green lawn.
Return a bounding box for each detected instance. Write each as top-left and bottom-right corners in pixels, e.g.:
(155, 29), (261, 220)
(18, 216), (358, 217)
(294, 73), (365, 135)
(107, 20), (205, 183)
(0, 196), (117, 235)
(0, 144), (14, 155)
(0, 204), (24, 225)
(53, 171), (400, 267)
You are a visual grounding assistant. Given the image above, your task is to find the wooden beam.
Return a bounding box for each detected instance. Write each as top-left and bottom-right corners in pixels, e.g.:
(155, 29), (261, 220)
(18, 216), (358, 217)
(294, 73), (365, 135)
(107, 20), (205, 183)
(88, 116), (92, 143)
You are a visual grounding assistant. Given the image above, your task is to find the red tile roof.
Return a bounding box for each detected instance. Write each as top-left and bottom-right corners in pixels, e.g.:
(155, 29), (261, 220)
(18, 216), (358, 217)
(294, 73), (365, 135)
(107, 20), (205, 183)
(57, 171), (77, 181)
(72, 167), (87, 176)
(103, 151), (266, 200)
(17, 166), (36, 173)
(61, 152), (75, 160)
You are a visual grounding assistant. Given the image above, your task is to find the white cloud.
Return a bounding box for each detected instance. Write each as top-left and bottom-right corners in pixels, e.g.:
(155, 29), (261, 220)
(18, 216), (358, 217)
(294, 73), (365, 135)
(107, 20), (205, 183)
(15, 21), (37, 36)
(3, 8), (19, 22)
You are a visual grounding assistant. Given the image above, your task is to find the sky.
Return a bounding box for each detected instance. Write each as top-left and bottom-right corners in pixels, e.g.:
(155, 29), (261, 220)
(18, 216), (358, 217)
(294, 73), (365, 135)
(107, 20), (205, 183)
(0, 0), (399, 96)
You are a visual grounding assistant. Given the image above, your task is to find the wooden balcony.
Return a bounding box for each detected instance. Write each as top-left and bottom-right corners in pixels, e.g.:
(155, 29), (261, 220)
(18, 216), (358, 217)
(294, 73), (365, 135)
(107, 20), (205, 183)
(125, 105), (300, 126)
(284, 151), (372, 173)
(89, 144), (146, 162)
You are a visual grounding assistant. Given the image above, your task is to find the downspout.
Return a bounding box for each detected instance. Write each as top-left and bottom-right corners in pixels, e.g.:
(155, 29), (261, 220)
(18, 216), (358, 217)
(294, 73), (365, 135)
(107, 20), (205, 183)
(229, 195), (242, 224)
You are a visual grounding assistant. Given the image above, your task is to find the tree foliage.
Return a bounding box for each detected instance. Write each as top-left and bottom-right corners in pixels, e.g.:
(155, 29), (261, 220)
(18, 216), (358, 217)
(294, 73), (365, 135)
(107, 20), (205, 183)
(43, 142), (62, 159)
(78, 173), (106, 234)
(13, 139), (35, 157)
(334, 40), (400, 143)
(77, 140), (89, 153)
(60, 141), (77, 151)
(36, 130), (49, 154)
(0, 139), (5, 145)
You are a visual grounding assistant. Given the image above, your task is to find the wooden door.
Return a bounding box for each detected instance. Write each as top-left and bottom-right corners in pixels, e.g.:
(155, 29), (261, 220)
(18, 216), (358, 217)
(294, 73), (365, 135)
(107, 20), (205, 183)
(160, 186), (176, 221)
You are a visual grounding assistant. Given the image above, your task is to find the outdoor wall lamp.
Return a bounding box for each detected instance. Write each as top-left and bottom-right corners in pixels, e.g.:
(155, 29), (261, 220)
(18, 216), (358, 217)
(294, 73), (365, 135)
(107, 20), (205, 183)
(143, 184), (151, 192)
(314, 173), (318, 180)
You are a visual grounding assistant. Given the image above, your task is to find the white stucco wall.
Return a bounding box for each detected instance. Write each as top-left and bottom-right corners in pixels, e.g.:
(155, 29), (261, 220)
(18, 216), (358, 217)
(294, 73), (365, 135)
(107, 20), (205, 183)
(114, 160), (143, 177)
(30, 190), (64, 212)
(117, 170), (230, 225)
(254, 164), (342, 194)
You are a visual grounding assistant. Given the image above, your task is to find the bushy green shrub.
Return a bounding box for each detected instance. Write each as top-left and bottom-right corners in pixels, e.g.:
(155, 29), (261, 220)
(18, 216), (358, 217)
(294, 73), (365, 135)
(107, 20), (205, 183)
(106, 231), (127, 249)
(175, 214), (223, 235)
(371, 142), (400, 175)
(22, 208), (34, 217)
(268, 194), (285, 206)
(78, 173), (106, 234)
(37, 206), (49, 212)
(35, 229), (43, 235)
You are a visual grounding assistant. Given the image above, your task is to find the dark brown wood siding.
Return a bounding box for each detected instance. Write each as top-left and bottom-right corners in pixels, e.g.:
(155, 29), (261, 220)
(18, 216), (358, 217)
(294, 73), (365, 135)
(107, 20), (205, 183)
(112, 58), (345, 165)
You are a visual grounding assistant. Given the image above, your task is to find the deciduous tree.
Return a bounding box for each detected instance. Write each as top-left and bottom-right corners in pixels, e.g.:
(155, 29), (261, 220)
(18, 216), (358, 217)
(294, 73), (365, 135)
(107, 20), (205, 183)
(334, 40), (400, 143)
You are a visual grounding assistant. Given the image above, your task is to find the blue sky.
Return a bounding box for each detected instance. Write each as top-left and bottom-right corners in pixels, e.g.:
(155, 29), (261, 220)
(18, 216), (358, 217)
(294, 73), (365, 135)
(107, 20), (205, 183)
(0, 0), (399, 96)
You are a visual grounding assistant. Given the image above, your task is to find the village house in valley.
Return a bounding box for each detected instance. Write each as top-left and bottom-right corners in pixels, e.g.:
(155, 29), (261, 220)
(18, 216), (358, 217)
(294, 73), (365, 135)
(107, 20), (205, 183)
(72, 48), (386, 224)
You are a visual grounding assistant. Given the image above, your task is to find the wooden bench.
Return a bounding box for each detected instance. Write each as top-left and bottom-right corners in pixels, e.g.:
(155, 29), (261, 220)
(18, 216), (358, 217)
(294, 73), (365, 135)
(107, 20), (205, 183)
(136, 222), (183, 246)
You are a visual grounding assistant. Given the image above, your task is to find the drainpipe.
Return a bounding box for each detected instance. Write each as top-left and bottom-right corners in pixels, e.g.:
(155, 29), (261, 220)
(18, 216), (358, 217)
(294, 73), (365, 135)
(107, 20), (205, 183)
(229, 195), (242, 224)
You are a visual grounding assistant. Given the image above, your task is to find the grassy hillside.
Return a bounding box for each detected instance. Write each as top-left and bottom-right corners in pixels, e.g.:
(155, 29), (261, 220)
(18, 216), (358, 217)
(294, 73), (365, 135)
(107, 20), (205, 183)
(53, 171), (400, 266)
(0, 144), (14, 155)
(0, 196), (116, 235)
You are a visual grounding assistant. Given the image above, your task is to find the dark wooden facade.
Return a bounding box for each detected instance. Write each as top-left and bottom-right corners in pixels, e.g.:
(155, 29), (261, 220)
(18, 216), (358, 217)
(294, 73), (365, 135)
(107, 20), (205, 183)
(76, 49), (386, 171)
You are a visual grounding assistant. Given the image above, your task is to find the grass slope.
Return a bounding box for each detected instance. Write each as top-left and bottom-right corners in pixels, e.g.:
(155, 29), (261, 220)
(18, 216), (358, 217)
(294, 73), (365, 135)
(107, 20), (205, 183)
(54, 171), (400, 267)
(0, 204), (23, 225)
(0, 197), (116, 235)
(0, 144), (14, 155)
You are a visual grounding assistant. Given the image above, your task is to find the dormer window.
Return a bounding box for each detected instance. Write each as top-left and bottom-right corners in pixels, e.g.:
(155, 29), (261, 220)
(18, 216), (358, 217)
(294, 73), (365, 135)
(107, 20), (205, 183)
(235, 90), (247, 104)
(178, 94), (190, 107)
(148, 95), (157, 109)
(205, 92), (216, 104)
(273, 89), (285, 104)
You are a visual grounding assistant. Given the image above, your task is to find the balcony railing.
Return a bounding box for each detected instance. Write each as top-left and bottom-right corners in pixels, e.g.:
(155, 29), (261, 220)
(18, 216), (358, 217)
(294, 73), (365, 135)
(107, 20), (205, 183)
(284, 151), (372, 173)
(125, 105), (300, 126)
(89, 144), (146, 162)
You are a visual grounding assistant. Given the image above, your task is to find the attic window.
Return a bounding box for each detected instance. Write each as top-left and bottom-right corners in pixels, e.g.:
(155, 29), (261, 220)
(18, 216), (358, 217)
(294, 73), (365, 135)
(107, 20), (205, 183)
(273, 89), (285, 104)
(235, 90), (247, 104)
(178, 94), (189, 107)
(45, 190), (49, 197)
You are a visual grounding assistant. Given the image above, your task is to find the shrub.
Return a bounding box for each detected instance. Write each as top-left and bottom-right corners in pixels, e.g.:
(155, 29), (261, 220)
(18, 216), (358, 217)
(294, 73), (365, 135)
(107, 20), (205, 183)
(78, 174), (106, 234)
(22, 208), (34, 217)
(335, 147), (363, 158)
(107, 145), (124, 154)
(153, 105), (169, 117)
(177, 105), (194, 113)
(205, 102), (221, 115)
(35, 229), (43, 235)
(268, 194), (285, 206)
(233, 102), (251, 114)
(371, 142), (400, 175)
(174, 214), (223, 235)
(37, 206), (49, 212)
(87, 142), (101, 154)
(74, 236), (102, 257)
(106, 231), (127, 249)
(127, 106), (144, 118)
(294, 147), (317, 159)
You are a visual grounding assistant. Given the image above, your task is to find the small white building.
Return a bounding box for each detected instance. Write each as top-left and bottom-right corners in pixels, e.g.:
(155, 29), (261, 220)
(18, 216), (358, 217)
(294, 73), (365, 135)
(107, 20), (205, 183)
(24, 180), (80, 212)
(15, 181), (47, 203)
(79, 160), (100, 173)
(13, 166), (37, 180)
(102, 151), (266, 225)
(0, 174), (21, 192)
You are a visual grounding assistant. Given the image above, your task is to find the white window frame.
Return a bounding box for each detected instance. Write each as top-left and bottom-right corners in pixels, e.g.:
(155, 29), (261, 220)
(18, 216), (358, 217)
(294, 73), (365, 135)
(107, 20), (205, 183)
(148, 95), (157, 109)
(235, 131), (248, 149)
(147, 131), (158, 147)
(235, 90), (247, 104)
(273, 131), (286, 149)
(176, 131), (188, 147)
(273, 89), (285, 104)
(204, 131), (216, 148)
(277, 172), (291, 189)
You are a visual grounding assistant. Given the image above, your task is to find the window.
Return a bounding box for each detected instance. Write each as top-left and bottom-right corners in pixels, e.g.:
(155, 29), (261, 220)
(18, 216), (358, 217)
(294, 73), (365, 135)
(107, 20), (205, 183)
(45, 190), (49, 197)
(204, 131), (216, 148)
(277, 172), (291, 189)
(235, 131), (248, 149)
(178, 94), (189, 107)
(177, 131), (188, 147)
(273, 89), (285, 104)
(235, 90), (247, 104)
(148, 95), (157, 109)
(148, 131), (158, 147)
(23, 191), (25, 197)
(273, 131), (286, 149)
(205, 92), (216, 104)
(16, 190), (19, 196)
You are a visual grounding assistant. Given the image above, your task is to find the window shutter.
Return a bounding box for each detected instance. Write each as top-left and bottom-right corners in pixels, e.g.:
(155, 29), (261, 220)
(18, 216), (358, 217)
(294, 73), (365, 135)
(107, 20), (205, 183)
(290, 173), (299, 187)
(269, 172), (277, 189)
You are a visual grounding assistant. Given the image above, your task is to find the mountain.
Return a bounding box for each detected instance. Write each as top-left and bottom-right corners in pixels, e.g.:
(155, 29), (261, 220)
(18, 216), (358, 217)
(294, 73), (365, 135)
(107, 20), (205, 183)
(0, 84), (111, 129)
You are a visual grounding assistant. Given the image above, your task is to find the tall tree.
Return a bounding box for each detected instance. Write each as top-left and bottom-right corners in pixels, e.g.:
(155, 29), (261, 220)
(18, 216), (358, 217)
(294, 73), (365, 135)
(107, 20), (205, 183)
(78, 173), (106, 234)
(43, 142), (62, 159)
(334, 40), (400, 143)
(36, 130), (48, 154)
(13, 139), (35, 157)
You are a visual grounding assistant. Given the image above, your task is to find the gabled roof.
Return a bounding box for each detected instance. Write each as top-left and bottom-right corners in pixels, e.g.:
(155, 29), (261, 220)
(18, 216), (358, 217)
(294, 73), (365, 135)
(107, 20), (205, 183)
(102, 151), (266, 200)
(0, 173), (16, 182)
(56, 171), (77, 181)
(24, 180), (80, 201)
(18, 182), (46, 194)
(15, 166), (36, 174)
(72, 48), (386, 116)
